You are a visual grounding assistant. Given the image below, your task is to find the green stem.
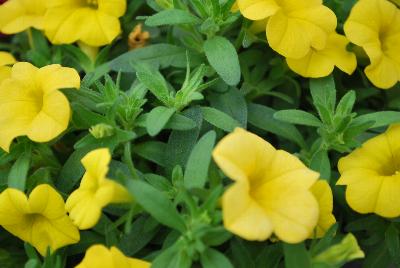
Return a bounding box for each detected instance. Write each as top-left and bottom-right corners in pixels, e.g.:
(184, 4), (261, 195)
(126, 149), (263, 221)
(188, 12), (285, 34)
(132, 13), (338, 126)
(123, 141), (139, 180)
(26, 28), (34, 49)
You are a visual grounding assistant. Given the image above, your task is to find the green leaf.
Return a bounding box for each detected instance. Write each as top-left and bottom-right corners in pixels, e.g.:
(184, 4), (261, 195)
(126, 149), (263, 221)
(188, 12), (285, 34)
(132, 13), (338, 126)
(134, 141), (167, 167)
(126, 180), (186, 233)
(310, 149), (331, 180)
(336, 90), (356, 116)
(385, 224), (400, 265)
(147, 106), (176, 136)
(310, 75), (336, 112)
(165, 113), (197, 131)
(110, 44), (200, 72)
(283, 242), (311, 268)
(203, 36), (241, 86)
(184, 131), (216, 188)
(134, 63), (172, 105)
(274, 110), (322, 127)
(352, 111), (400, 128)
(201, 248), (234, 268)
(201, 107), (241, 132)
(8, 152), (31, 191)
(152, 242), (192, 268)
(146, 9), (201, 26)
(248, 104), (306, 148)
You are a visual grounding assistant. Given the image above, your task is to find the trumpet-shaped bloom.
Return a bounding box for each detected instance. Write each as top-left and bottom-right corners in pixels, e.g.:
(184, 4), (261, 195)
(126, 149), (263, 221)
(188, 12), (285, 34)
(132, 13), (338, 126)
(0, 0), (46, 34)
(337, 125), (400, 218)
(0, 51), (15, 83)
(66, 148), (132, 230)
(286, 33), (357, 78)
(310, 180), (336, 238)
(0, 184), (80, 255)
(75, 245), (150, 268)
(44, 0), (127, 47)
(344, 0), (400, 89)
(237, 0), (337, 58)
(213, 128), (319, 243)
(0, 62), (80, 152)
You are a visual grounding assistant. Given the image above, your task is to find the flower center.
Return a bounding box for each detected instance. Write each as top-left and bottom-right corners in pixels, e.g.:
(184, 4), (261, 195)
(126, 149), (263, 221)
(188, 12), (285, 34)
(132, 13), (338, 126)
(86, 0), (98, 9)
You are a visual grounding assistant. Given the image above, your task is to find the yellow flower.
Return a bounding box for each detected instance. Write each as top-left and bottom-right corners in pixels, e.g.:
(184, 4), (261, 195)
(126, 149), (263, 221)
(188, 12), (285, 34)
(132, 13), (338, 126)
(0, 62), (80, 152)
(310, 180), (336, 238)
(237, 0), (337, 58)
(213, 128), (319, 243)
(337, 125), (400, 218)
(0, 0), (46, 34)
(286, 33), (357, 78)
(0, 51), (15, 83)
(344, 0), (400, 89)
(75, 245), (150, 268)
(66, 148), (132, 230)
(44, 0), (127, 47)
(0, 184), (80, 256)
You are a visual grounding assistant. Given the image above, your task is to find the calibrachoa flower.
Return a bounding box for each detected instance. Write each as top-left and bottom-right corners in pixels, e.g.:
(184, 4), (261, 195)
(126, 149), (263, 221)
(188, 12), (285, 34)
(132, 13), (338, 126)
(286, 33), (357, 78)
(0, 184), (80, 255)
(75, 245), (150, 268)
(344, 0), (400, 89)
(44, 0), (127, 47)
(310, 180), (336, 238)
(237, 0), (337, 59)
(0, 62), (80, 152)
(66, 148), (132, 230)
(337, 125), (400, 218)
(0, 51), (15, 83)
(212, 128), (319, 243)
(0, 0), (46, 34)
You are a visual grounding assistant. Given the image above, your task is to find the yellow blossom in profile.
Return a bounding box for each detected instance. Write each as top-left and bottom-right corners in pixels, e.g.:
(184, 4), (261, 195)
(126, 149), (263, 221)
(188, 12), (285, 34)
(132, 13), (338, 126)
(237, 0), (337, 59)
(213, 128), (319, 243)
(0, 62), (80, 152)
(66, 148), (132, 230)
(0, 184), (80, 256)
(337, 125), (400, 218)
(75, 245), (150, 268)
(0, 0), (47, 34)
(0, 51), (15, 83)
(44, 0), (127, 47)
(310, 180), (336, 238)
(286, 33), (357, 78)
(344, 0), (400, 89)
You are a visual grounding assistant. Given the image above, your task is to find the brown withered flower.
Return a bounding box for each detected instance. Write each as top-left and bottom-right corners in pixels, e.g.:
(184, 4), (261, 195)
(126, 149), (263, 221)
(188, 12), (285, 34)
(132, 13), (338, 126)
(128, 24), (150, 50)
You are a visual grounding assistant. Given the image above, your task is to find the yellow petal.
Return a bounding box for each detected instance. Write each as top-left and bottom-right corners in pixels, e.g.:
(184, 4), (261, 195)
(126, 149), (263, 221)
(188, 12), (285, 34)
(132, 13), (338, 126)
(0, 188), (29, 226)
(28, 184), (67, 219)
(76, 245), (115, 268)
(264, 150), (319, 189)
(287, 33), (357, 78)
(26, 90), (71, 143)
(81, 148), (111, 182)
(36, 64), (80, 93)
(66, 190), (102, 230)
(237, 0), (280, 20)
(212, 128), (276, 183)
(249, 18), (268, 34)
(98, 0), (127, 17)
(256, 180), (319, 243)
(0, 51), (16, 66)
(45, 7), (121, 46)
(222, 181), (273, 241)
(365, 55), (400, 89)
(310, 180), (336, 238)
(338, 132), (394, 174)
(0, 0), (46, 33)
(267, 5), (337, 58)
(0, 67), (12, 85)
(0, 79), (41, 152)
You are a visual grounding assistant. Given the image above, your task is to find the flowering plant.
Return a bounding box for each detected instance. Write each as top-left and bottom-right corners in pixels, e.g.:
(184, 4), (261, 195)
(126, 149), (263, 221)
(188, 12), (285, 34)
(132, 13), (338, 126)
(0, 0), (399, 267)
